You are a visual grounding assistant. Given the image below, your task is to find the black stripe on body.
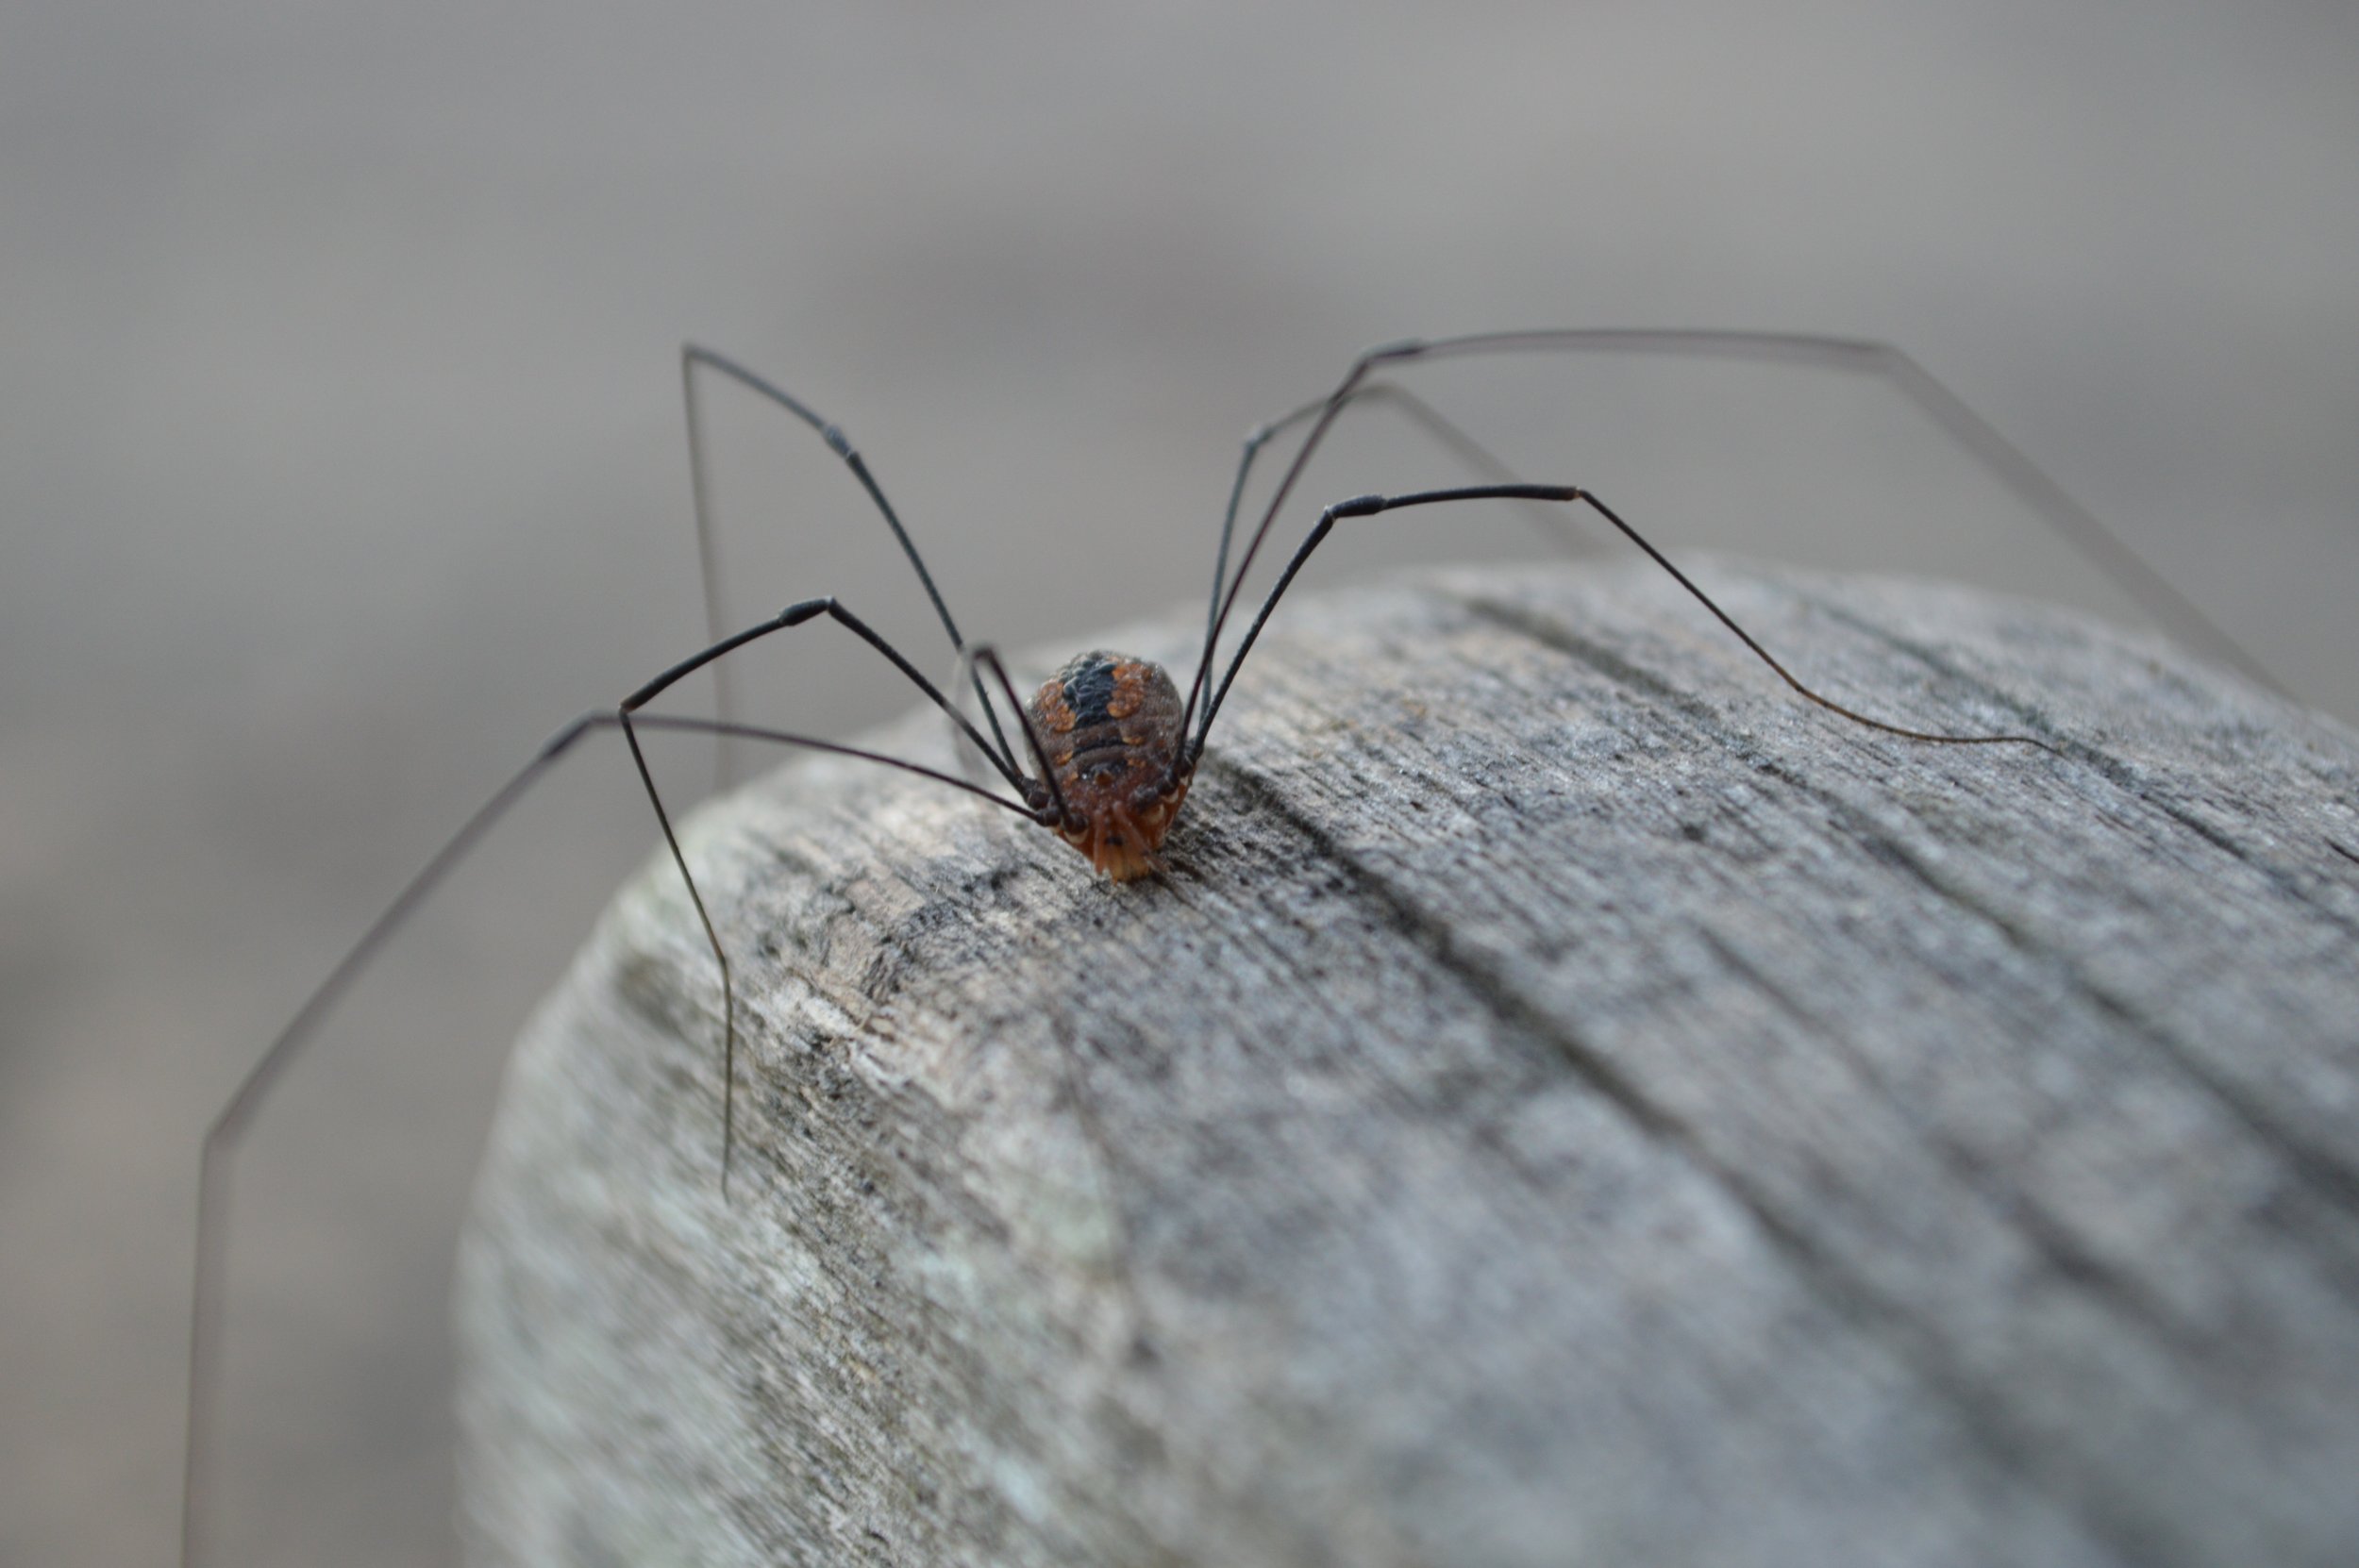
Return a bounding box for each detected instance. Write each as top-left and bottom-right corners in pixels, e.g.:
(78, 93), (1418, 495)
(1060, 653), (1121, 731)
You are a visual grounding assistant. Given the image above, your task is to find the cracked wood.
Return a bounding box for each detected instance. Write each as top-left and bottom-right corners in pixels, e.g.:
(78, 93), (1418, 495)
(456, 559), (2359, 1568)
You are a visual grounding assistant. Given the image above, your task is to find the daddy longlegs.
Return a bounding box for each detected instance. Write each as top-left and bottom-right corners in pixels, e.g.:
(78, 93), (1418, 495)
(180, 328), (2279, 1568)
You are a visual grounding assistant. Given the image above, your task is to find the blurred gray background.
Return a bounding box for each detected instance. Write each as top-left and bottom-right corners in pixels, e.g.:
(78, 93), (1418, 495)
(3, 2), (2353, 1563)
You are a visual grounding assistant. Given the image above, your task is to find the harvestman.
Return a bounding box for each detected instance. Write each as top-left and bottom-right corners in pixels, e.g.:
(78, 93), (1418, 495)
(179, 328), (2278, 1567)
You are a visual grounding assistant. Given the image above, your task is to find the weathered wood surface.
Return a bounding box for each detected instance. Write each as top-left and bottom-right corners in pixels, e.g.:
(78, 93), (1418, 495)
(455, 559), (2359, 1568)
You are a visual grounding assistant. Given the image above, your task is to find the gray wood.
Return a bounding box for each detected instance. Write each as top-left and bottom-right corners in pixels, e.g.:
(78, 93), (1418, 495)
(454, 559), (2359, 1568)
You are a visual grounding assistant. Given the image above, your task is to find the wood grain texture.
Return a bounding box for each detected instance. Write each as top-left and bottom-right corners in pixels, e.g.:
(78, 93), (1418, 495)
(454, 559), (2359, 1568)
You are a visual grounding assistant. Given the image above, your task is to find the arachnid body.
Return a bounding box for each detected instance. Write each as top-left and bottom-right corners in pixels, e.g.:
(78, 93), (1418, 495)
(179, 329), (2286, 1568)
(1028, 651), (1193, 879)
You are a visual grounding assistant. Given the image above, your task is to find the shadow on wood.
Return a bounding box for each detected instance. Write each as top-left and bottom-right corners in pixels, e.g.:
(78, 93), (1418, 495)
(456, 559), (2359, 1568)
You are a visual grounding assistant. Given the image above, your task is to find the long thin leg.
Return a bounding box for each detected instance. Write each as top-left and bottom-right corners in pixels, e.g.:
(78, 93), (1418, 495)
(616, 707), (1040, 1203)
(1182, 330), (2280, 748)
(683, 346), (1023, 780)
(618, 598), (1044, 1201)
(1193, 483), (2061, 759)
(1201, 378), (1599, 660)
(632, 592), (1029, 797)
(967, 645), (1073, 826)
(184, 665), (1046, 1568)
(182, 713), (589, 1568)
(681, 350), (740, 780)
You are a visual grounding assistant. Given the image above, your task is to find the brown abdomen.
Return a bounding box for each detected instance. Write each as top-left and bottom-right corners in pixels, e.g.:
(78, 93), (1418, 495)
(1024, 650), (1192, 880)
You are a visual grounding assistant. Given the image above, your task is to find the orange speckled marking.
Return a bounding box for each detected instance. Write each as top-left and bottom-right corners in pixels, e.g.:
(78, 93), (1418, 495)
(1105, 664), (1147, 720)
